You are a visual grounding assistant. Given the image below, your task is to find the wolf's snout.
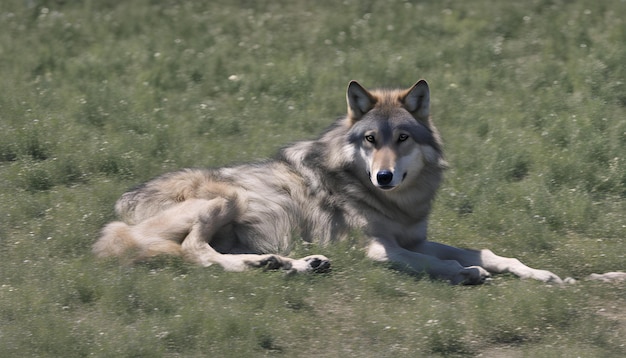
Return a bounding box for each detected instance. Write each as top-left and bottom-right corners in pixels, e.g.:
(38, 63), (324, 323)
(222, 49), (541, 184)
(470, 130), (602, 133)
(376, 170), (393, 186)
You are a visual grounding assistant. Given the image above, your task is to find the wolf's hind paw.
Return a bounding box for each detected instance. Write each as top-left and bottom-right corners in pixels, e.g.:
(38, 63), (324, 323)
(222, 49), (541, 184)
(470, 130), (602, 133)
(291, 255), (331, 273)
(258, 255), (284, 270)
(306, 255), (331, 273)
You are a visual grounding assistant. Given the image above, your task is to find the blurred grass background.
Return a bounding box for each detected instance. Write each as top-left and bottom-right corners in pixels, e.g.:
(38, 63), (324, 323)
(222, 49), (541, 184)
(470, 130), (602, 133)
(0, 0), (624, 356)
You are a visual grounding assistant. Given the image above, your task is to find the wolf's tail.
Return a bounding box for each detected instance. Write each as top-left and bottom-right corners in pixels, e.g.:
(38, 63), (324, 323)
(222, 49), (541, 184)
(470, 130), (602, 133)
(93, 221), (182, 262)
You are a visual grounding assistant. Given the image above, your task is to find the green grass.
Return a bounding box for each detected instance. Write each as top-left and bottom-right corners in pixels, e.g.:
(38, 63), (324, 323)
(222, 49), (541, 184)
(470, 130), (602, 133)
(1, 0), (625, 356)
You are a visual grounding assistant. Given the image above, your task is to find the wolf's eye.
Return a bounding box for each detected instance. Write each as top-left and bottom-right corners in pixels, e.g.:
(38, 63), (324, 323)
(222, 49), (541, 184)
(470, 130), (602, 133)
(364, 135), (375, 143)
(398, 134), (409, 142)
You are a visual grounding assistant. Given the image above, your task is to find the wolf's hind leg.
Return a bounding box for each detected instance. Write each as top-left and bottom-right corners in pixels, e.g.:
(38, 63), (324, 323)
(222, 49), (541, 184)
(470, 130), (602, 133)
(232, 254), (330, 273)
(177, 198), (331, 272)
(179, 197), (240, 267)
(282, 255), (331, 273)
(186, 226), (331, 273)
(184, 232), (331, 273)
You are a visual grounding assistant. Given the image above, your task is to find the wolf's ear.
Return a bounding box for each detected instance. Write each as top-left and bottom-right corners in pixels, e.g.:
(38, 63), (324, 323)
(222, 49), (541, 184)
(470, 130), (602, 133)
(347, 81), (376, 121)
(401, 80), (430, 121)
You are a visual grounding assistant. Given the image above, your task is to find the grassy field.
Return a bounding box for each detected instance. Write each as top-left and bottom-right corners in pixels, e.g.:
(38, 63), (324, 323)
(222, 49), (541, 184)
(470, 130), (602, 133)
(1, 0), (624, 356)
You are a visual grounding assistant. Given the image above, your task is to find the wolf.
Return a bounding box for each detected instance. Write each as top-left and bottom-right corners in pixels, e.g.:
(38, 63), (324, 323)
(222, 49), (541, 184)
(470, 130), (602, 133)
(93, 80), (565, 285)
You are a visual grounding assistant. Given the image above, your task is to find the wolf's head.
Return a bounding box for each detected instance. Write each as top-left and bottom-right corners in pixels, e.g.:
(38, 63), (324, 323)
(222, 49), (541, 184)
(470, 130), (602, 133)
(346, 80), (445, 191)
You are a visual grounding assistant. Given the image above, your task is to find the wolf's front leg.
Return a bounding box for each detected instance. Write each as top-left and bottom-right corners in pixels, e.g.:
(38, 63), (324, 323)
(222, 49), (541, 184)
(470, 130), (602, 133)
(413, 241), (563, 284)
(367, 239), (490, 285)
(478, 248), (562, 283)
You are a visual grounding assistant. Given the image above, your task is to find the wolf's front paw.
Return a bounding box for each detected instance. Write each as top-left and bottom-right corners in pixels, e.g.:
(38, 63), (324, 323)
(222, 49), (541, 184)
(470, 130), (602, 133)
(528, 269), (563, 284)
(452, 266), (491, 285)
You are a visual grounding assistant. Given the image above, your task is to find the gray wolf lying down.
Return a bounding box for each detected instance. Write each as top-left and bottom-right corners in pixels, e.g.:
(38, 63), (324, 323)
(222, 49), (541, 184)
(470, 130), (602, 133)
(94, 80), (566, 285)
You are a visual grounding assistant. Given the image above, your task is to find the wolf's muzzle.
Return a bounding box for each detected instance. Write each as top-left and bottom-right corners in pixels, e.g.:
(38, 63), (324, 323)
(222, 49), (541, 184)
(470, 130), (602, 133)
(376, 170), (394, 186)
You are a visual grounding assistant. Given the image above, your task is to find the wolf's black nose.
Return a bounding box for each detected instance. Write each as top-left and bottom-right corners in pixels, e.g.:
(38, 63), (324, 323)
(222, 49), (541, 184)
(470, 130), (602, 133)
(376, 170), (393, 186)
